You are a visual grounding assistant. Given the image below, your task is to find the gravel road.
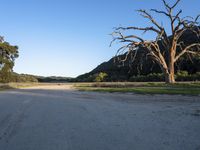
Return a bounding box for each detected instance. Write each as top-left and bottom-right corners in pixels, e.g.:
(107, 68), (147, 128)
(0, 86), (200, 150)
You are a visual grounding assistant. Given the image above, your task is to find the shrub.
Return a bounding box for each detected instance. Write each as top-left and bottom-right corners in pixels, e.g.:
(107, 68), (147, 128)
(129, 73), (164, 82)
(94, 72), (108, 82)
(176, 70), (188, 77)
(129, 72), (200, 82)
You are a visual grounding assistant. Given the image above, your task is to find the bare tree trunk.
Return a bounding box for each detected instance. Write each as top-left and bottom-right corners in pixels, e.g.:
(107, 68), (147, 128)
(165, 72), (175, 83)
(169, 62), (175, 83)
(165, 52), (175, 83)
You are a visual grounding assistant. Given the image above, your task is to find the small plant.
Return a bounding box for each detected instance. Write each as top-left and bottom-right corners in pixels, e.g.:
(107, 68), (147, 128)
(176, 71), (188, 77)
(94, 72), (108, 82)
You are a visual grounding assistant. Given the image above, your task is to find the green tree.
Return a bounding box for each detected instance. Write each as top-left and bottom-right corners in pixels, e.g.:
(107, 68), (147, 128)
(95, 72), (108, 82)
(0, 36), (19, 83)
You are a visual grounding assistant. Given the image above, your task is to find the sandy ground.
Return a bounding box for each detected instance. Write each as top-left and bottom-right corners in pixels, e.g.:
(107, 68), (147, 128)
(19, 84), (74, 90)
(0, 85), (200, 150)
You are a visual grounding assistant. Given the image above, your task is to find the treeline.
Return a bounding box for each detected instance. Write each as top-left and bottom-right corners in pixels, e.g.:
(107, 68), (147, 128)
(36, 76), (72, 82)
(0, 73), (38, 83)
(75, 71), (200, 82)
(0, 73), (74, 83)
(129, 71), (200, 82)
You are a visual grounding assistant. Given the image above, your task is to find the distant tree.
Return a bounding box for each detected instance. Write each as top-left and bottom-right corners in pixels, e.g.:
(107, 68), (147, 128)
(95, 72), (108, 82)
(111, 0), (200, 83)
(0, 36), (19, 82)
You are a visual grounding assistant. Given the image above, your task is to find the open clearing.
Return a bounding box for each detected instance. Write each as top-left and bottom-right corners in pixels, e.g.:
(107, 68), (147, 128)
(0, 84), (200, 150)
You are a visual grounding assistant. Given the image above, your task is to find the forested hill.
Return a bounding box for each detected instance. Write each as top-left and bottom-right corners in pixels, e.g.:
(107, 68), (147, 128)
(76, 27), (200, 82)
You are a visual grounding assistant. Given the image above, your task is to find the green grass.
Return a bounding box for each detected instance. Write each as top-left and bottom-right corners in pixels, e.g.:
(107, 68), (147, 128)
(75, 82), (200, 88)
(75, 82), (200, 95)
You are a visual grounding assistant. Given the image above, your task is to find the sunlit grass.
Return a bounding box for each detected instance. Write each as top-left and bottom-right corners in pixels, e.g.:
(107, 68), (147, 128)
(0, 82), (42, 90)
(75, 82), (200, 95)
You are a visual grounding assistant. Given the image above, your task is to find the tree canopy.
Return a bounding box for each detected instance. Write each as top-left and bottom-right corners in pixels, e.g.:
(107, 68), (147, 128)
(0, 36), (19, 82)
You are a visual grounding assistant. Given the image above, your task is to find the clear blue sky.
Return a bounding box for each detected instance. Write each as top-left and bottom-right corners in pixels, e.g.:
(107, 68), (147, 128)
(0, 0), (199, 77)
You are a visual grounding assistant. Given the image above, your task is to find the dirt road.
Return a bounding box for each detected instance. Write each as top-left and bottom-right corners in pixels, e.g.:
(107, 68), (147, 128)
(0, 86), (200, 150)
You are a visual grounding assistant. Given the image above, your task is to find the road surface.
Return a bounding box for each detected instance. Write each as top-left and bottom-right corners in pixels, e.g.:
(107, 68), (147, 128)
(0, 86), (200, 150)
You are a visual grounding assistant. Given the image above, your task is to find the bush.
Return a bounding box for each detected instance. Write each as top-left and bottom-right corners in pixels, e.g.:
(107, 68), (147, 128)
(129, 72), (200, 82)
(176, 70), (188, 77)
(76, 71), (200, 82)
(94, 72), (108, 82)
(129, 73), (165, 82)
(176, 71), (200, 81)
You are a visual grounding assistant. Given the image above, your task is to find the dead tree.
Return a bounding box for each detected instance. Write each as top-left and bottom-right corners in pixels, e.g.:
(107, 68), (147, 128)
(111, 0), (200, 83)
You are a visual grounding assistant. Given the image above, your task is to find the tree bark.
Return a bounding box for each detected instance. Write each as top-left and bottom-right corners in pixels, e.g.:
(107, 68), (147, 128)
(165, 55), (175, 83)
(165, 72), (175, 84)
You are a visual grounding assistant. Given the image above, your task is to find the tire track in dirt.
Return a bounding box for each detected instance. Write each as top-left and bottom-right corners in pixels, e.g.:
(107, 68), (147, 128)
(0, 99), (33, 143)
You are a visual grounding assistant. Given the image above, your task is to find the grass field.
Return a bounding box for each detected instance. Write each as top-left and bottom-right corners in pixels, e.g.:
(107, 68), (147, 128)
(1, 82), (200, 95)
(0, 83), (74, 91)
(74, 82), (200, 95)
(0, 83), (48, 90)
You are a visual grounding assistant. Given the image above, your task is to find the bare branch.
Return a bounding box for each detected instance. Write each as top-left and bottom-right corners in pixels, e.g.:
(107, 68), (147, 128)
(162, 0), (171, 10)
(111, 31), (144, 43)
(171, 0), (181, 9)
(187, 50), (200, 55)
(150, 9), (169, 17)
(162, 0), (181, 10)
(195, 14), (200, 22)
(175, 43), (200, 62)
(116, 44), (132, 56)
(137, 9), (163, 30)
(120, 47), (136, 63)
(116, 26), (161, 34)
(172, 10), (182, 23)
